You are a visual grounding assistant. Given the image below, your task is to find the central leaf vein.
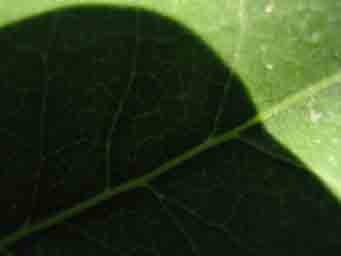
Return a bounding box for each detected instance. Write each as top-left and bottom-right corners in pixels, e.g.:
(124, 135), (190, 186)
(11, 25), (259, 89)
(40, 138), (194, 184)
(0, 69), (340, 250)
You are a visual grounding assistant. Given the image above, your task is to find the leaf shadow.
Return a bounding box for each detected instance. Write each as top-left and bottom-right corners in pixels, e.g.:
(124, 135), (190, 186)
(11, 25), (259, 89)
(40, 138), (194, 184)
(0, 4), (340, 255)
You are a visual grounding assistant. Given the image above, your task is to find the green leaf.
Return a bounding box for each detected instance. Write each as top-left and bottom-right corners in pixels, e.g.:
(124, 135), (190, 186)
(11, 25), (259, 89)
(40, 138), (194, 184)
(0, 1), (340, 255)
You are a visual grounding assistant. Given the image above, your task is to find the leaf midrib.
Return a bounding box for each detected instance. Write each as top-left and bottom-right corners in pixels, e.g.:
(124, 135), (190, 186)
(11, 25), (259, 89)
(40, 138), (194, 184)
(0, 70), (340, 250)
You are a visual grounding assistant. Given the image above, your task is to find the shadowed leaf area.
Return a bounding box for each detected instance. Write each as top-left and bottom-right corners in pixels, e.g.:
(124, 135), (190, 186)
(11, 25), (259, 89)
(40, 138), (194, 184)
(0, 4), (340, 255)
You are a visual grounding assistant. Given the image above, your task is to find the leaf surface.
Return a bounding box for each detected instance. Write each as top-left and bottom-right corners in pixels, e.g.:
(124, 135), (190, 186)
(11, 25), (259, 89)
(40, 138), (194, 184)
(0, 1), (340, 255)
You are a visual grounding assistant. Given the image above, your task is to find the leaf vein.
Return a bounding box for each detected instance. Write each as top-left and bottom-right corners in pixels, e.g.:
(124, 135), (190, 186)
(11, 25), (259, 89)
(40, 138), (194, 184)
(1, 70), (340, 250)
